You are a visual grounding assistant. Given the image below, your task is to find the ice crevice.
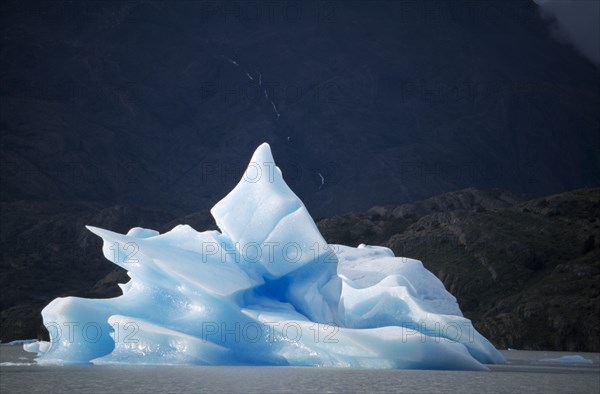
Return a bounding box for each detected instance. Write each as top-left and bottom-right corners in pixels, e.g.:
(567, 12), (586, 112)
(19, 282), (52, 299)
(26, 143), (506, 370)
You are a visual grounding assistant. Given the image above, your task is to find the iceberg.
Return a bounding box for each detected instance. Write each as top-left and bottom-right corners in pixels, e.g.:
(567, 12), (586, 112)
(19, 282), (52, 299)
(25, 143), (506, 370)
(539, 355), (593, 364)
(1, 339), (38, 345)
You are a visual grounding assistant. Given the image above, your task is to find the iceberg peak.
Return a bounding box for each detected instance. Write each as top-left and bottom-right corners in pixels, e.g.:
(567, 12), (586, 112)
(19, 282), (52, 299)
(211, 143), (340, 322)
(27, 143), (506, 370)
(210, 143), (327, 279)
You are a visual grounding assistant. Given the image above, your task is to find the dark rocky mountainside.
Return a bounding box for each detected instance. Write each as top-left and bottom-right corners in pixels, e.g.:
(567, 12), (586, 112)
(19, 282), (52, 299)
(1, 0), (599, 353)
(1, 188), (598, 352)
(1, 1), (599, 217)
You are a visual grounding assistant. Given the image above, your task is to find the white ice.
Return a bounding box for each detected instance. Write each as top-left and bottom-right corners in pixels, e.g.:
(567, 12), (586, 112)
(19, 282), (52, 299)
(2, 339), (37, 345)
(25, 143), (506, 370)
(539, 355), (593, 364)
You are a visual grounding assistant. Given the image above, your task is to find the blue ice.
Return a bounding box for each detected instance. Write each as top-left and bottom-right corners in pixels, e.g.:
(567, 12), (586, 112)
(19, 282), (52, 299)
(25, 143), (506, 370)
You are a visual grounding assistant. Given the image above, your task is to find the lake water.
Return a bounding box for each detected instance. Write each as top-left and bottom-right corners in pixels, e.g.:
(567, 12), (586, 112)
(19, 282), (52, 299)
(1, 345), (598, 393)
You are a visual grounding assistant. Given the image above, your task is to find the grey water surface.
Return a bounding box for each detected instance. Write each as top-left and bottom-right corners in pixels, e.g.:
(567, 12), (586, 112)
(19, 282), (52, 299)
(1, 345), (598, 393)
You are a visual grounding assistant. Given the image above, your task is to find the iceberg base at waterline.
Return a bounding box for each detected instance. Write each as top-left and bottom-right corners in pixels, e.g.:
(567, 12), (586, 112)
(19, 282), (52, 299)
(25, 143), (506, 370)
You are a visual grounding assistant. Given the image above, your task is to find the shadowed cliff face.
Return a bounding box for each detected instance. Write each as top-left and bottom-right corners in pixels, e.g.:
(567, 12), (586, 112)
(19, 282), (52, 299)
(1, 1), (599, 216)
(1, 188), (598, 353)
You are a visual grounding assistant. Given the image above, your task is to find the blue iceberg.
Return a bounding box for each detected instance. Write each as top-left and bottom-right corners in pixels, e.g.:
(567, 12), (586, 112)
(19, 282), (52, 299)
(539, 355), (593, 364)
(25, 143), (506, 370)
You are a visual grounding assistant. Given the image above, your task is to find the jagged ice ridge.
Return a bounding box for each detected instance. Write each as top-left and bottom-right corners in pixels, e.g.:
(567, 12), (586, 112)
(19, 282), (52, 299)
(24, 143), (506, 370)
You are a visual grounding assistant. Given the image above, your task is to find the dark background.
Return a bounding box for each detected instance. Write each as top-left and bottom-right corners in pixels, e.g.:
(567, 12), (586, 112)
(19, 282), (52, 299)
(1, 0), (598, 215)
(1, 0), (599, 351)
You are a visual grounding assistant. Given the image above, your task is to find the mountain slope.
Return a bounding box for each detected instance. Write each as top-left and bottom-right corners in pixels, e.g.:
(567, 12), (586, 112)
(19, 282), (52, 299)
(1, 1), (599, 216)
